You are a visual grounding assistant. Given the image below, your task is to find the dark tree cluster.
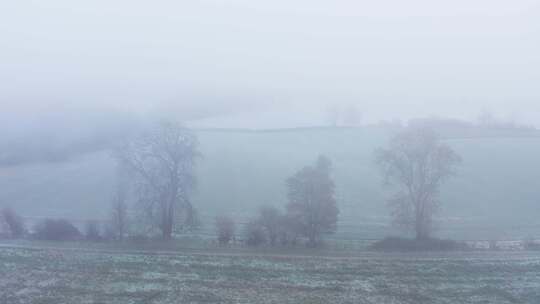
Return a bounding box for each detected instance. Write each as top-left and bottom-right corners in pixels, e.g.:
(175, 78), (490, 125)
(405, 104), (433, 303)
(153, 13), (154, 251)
(33, 219), (81, 241)
(240, 155), (339, 248)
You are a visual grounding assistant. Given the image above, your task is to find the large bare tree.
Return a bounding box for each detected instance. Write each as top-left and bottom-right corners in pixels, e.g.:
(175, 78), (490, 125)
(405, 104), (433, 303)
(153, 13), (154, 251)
(286, 155), (339, 247)
(375, 127), (461, 240)
(117, 120), (199, 240)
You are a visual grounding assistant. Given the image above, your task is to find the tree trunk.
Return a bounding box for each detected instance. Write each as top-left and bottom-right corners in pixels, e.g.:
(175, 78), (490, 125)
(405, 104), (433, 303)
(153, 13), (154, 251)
(162, 207), (173, 240)
(162, 223), (173, 240)
(414, 198), (430, 240)
(415, 217), (429, 240)
(161, 203), (174, 240)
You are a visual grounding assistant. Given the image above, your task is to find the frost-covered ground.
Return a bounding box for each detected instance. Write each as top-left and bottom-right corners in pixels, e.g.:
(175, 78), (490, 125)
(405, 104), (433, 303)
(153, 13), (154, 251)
(1, 246), (540, 304)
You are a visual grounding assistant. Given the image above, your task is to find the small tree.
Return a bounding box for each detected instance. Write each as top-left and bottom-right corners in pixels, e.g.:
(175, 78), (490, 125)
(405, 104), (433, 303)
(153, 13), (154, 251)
(257, 205), (282, 246)
(1, 207), (25, 238)
(286, 155), (339, 247)
(375, 127), (461, 240)
(215, 216), (235, 245)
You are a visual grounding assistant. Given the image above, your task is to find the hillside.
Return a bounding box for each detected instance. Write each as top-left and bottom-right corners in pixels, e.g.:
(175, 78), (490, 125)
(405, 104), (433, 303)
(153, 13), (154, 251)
(1, 126), (540, 240)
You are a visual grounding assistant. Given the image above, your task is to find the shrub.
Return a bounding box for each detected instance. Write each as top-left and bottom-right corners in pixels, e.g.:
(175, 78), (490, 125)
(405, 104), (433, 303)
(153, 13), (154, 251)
(371, 237), (464, 252)
(33, 219), (81, 241)
(215, 216), (235, 245)
(245, 207), (299, 247)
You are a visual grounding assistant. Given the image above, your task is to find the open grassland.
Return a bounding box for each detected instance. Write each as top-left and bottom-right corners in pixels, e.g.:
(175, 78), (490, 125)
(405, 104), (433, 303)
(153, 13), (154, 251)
(1, 245), (540, 304)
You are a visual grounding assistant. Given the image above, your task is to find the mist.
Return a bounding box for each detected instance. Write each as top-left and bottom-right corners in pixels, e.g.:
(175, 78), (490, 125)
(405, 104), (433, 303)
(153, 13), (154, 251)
(2, 1), (540, 303)
(2, 0), (540, 127)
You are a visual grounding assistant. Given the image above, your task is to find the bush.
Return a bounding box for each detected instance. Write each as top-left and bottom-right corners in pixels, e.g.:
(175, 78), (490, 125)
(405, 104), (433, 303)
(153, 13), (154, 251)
(244, 221), (266, 246)
(0, 207), (26, 238)
(33, 219), (81, 241)
(371, 237), (464, 252)
(215, 216), (235, 245)
(244, 206), (299, 247)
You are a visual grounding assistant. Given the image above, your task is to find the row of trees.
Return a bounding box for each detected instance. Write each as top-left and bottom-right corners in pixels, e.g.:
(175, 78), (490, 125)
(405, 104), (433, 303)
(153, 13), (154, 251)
(214, 125), (460, 246)
(95, 122), (463, 244)
(1, 120), (461, 246)
(0, 211), (115, 242)
(109, 121), (341, 247)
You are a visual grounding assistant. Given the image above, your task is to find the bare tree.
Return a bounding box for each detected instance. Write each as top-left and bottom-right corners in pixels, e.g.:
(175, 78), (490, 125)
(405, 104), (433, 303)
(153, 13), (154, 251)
(116, 120), (199, 240)
(286, 155), (339, 247)
(215, 216), (235, 245)
(375, 127), (461, 240)
(110, 164), (129, 241)
(257, 205), (282, 246)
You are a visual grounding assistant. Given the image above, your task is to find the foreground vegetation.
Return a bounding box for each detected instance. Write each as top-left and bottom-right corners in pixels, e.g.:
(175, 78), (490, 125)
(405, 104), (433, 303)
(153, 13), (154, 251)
(1, 245), (540, 304)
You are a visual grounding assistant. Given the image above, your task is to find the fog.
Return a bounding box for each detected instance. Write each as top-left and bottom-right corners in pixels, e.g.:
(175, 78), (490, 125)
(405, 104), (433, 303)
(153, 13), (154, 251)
(2, 0), (540, 128)
(3, 2), (540, 303)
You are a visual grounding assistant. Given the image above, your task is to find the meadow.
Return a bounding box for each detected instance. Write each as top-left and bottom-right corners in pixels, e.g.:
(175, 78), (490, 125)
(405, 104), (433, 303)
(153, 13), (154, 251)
(1, 244), (540, 304)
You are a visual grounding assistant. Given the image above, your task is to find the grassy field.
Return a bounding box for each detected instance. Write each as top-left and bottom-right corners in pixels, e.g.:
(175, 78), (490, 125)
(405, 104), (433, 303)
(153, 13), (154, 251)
(1, 244), (540, 304)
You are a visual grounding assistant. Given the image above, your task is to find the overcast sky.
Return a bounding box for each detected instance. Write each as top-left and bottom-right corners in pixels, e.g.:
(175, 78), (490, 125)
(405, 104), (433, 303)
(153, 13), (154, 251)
(1, 0), (540, 127)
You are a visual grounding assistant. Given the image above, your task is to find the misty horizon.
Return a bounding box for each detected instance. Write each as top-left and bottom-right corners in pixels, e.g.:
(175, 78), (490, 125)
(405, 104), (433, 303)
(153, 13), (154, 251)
(2, 0), (540, 128)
